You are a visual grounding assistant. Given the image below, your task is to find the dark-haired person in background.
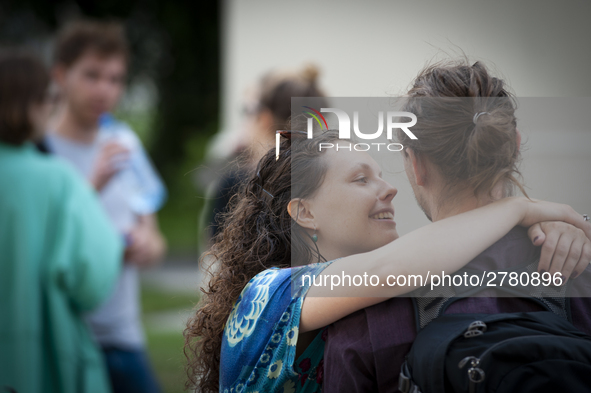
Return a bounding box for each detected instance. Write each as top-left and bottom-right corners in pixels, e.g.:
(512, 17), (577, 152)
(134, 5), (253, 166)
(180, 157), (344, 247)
(323, 61), (591, 392)
(209, 64), (329, 238)
(0, 50), (121, 393)
(41, 20), (166, 393)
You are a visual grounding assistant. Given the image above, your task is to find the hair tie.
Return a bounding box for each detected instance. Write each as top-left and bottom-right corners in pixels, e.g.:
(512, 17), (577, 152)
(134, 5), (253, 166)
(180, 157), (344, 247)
(256, 171), (274, 199)
(473, 112), (490, 124)
(259, 186), (274, 199)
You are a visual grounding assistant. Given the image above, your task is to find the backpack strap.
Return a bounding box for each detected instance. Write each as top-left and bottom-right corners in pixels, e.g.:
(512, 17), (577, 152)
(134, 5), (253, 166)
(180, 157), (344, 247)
(399, 361), (423, 393)
(410, 259), (573, 332)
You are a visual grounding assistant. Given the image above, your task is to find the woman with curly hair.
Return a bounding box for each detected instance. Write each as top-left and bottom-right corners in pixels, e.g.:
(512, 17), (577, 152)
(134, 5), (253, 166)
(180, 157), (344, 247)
(185, 126), (590, 392)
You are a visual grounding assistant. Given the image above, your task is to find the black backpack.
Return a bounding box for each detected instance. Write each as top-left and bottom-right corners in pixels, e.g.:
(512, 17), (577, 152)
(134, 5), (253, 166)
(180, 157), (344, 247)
(398, 263), (591, 393)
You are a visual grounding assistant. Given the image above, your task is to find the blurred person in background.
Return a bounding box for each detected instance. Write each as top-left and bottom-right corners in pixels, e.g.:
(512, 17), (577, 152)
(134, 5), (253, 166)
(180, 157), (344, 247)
(208, 64), (329, 238)
(39, 20), (167, 393)
(0, 49), (122, 393)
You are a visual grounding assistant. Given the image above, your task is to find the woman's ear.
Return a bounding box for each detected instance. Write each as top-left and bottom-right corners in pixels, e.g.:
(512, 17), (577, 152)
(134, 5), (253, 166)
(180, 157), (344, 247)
(287, 198), (316, 230)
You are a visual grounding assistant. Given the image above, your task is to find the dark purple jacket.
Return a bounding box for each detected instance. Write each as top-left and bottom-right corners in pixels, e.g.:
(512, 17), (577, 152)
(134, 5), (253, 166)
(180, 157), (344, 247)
(324, 227), (591, 392)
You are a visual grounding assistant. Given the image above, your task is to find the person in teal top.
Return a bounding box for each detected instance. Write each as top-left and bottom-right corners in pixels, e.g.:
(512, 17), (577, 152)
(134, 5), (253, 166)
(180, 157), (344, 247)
(184, 128), (591, 393)
(0, 51), (122, 392)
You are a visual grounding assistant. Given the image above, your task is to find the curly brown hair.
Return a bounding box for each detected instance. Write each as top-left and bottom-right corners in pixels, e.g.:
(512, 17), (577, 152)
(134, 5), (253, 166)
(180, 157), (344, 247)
(184, 129), (340, 392)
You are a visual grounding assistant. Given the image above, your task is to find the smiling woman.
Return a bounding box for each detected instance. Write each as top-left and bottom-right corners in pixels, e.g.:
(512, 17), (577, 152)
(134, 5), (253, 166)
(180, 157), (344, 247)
(184, 129), (591, 393)
(289, 148), (399, 260)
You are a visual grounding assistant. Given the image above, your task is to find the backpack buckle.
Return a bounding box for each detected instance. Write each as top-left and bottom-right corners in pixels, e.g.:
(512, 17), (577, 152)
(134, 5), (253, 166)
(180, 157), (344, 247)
(468, 367), (486, 383)
(459, 356), (486, 384)
(464, 320), (487, 338)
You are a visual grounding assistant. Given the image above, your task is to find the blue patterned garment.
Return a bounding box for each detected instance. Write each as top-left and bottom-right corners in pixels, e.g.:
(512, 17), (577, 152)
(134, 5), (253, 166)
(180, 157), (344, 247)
(220, 261), (334, 393)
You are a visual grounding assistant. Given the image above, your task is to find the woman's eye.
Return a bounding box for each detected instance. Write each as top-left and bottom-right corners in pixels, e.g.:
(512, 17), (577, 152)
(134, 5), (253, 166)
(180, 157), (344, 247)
(355, 177), (368, 183)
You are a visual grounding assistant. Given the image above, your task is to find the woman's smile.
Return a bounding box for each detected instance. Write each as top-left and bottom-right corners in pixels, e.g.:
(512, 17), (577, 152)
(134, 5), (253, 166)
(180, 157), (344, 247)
(369, 208), (396, 226)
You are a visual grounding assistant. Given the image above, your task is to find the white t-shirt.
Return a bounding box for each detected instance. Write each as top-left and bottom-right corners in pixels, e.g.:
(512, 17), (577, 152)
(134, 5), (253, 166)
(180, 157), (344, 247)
(45, 117), (166, 349)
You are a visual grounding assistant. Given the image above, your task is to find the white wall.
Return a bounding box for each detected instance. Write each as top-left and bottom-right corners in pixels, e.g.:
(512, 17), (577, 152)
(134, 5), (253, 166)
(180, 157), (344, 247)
(219, 0), (591, 235)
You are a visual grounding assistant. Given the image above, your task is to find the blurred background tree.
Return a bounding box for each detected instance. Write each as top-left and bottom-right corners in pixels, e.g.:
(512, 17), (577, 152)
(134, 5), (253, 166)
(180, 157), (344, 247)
(0, 0), (220, 255)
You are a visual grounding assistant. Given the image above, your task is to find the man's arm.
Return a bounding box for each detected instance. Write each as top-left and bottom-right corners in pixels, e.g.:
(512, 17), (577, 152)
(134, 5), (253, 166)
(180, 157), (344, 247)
(124, 213), (167, 267)
(324, 309), (377, 392)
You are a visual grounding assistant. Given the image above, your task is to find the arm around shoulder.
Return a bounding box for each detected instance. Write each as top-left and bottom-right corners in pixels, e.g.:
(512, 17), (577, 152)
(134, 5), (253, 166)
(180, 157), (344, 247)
(301, 197), (591, 332)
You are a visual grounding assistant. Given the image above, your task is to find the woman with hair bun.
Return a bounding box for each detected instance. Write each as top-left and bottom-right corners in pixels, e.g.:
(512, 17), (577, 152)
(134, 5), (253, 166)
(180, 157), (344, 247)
(210, 64), (329, 237)
(244, 63), (326, 164)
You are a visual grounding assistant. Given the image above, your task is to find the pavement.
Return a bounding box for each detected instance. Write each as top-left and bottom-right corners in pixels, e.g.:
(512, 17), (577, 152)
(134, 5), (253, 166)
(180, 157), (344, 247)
(140, 257), (213, 333)
(141, 261), (206, 294)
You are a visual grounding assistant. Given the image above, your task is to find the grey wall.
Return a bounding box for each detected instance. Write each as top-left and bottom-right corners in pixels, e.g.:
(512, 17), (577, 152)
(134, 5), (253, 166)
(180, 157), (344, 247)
(218, 0), (591, 235)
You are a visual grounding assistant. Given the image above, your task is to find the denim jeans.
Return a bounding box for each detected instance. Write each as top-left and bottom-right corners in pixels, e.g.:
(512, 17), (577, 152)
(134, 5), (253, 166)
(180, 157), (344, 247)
(102, 347), (161, 393)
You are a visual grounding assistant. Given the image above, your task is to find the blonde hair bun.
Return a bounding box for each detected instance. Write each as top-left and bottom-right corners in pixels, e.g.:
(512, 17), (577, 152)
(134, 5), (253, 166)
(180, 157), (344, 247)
(301, 63), (320, 84)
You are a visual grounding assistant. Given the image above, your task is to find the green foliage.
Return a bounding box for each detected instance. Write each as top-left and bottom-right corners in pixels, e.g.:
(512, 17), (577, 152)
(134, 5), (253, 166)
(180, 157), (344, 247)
(141, 285), (199, 314)
(142, 285), (200, 393)
(114, 107), (213, 253)
(114, 107), (157, 147)
(157, 127), (217, 253)
(145, 330), (187, 393)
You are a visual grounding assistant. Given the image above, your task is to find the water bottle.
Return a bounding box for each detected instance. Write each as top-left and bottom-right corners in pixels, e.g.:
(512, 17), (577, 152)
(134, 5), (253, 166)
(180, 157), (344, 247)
(98, 113), (167, 215)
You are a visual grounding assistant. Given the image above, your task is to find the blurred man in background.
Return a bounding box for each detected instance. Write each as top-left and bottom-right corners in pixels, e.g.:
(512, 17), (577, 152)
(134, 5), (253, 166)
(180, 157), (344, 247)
(41, 19), (167, 393)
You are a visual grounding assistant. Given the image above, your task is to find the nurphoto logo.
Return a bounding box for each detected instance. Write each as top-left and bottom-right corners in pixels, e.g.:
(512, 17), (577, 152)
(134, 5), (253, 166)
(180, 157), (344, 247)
(276, 106), (418, 156)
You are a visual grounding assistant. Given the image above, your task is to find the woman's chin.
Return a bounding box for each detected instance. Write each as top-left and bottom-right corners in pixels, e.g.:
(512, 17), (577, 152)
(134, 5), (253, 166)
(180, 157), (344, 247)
(389, 230), (400, 242)
(384, 230), (399, 244)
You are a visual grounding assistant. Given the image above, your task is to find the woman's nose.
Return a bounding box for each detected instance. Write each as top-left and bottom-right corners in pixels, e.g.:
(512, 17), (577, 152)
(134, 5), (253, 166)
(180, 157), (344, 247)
(379, 180), (398, 202)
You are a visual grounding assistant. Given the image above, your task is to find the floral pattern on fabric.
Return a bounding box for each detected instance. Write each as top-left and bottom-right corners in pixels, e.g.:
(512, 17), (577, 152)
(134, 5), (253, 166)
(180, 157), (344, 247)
(220, 261), (334, 393)
(225, 269), (279, 346)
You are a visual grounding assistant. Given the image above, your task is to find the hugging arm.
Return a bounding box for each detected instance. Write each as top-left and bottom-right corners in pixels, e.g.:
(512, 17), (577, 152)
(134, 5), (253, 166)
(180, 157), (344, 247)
(300, 197), (591, 333)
